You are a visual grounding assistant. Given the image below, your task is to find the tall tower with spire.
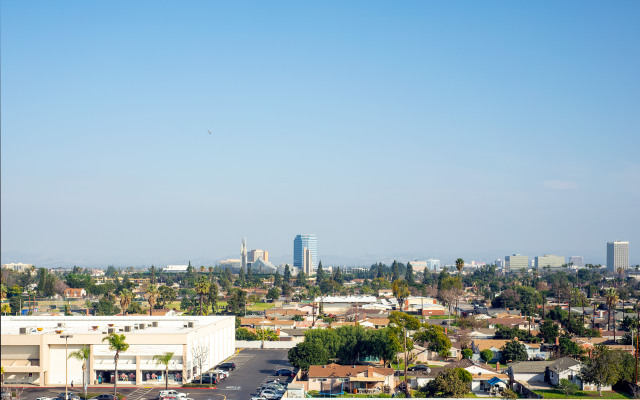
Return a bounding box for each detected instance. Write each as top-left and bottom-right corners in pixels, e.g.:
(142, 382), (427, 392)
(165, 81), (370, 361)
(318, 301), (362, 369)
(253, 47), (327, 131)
(241, 238), (248, 270)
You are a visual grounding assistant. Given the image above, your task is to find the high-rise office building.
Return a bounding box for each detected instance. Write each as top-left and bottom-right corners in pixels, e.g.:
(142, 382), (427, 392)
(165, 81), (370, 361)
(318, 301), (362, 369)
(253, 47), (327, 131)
(249, 249), (269, 263)
(569, 256), (584, 268)
(426, 259), (440, 272)
(535, 254), (565, 269)
(294, 234), (318, 273)
(607, 241), (629, 271)
(505, 254), (529, 271)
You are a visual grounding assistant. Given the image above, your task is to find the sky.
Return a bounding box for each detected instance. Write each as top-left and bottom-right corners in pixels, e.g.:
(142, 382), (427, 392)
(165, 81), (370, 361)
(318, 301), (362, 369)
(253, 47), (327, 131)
(2, 1), (639, 268)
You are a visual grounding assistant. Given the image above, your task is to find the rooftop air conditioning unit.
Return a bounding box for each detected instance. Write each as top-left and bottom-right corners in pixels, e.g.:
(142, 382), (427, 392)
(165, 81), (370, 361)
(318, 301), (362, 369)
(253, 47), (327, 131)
(138, 324), (145, 330)
(188, 322), (195, 328)
(124, 326), (132, 332)
(108, 328), (115, 334)
(19, 327), (28, 334)
(152, 321), (158, 327)
(57, 323), (64, 328)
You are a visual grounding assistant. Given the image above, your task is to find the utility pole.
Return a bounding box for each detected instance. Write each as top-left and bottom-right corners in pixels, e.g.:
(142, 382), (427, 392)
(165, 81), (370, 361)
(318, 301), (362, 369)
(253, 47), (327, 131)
(61, 334), (74, 400)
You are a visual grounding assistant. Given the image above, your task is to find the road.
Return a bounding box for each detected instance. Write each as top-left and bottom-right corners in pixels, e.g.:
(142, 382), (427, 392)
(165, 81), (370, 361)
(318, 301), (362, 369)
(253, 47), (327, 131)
(12, 349), (294, 400)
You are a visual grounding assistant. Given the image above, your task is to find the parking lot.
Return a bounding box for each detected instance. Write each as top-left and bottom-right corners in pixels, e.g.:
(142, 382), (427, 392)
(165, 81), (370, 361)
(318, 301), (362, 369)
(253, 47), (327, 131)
(10, 349), (295, 400)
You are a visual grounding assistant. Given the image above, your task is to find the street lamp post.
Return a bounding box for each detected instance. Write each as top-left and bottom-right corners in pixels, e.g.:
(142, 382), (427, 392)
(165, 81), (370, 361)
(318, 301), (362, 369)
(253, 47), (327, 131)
(61, 335), (74, 400)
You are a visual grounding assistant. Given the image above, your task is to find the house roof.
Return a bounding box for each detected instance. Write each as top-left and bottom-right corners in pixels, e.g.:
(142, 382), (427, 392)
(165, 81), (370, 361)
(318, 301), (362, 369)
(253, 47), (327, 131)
(547, 357), (581, 373)
(443, 358), (498, 373)
(472, 339), (509, 351)
(308, 364), (394, 379)
(509, 361), (554, 373)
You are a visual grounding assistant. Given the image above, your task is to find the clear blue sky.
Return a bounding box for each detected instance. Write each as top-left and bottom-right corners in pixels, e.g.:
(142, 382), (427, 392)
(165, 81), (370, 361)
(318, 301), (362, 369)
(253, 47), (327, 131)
(2, 1), (639, 267)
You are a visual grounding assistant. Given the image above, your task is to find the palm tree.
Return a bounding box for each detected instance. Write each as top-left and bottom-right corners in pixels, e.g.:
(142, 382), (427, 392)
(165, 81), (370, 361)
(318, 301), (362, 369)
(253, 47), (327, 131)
(455, 258), (464, 275)
(200, 266), (205, 273)
(605, 288), (619, 340)
(195, 276), (210, 316)
(119, 289), (133, 316)
(68, 345), (90, 400)
(102, 333), (129, 397)
(153, 352), (174, 390)
(146, 285), (159, 316)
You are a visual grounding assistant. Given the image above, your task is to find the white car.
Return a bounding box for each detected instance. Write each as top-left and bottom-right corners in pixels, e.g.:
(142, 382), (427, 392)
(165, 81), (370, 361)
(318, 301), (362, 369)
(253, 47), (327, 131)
(259, 390), (282, 400)
(157, 390), (187, 400)
(211, 369), (229, 378)
(36, 397), (55, 400)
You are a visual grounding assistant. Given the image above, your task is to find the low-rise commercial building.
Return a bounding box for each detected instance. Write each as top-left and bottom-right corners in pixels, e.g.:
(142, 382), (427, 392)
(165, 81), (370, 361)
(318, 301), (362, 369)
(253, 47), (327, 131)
(0, 316), (235, 387)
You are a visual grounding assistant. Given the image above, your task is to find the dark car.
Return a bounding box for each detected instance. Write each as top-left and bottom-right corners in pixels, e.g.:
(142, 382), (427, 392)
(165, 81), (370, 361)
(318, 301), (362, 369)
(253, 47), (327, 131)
(217, 362), (236, 371)
(407, 364), (430, 372)
(274, 368), (295, 377)
(90, 395), (118, 400)
(191, 374), (217, 384)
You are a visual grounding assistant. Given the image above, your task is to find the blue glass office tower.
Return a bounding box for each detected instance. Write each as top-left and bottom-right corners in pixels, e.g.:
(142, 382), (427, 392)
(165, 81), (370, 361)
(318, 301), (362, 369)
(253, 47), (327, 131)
(293, 234), (318, 273)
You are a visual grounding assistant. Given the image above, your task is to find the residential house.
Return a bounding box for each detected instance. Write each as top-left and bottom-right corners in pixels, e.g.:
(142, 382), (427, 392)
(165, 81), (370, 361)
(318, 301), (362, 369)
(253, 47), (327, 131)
(64, 288), (86, 298)
(545, 357), (609, 391)
(507, 360), (554, 385)
(411, 359), (508, 396)
(307, 364), (395, 394)
(470, 340), (549, 362)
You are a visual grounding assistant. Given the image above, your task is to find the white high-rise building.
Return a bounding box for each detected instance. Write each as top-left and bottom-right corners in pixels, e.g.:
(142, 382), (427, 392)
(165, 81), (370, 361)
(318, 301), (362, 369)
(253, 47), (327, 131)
(535, 254), (565, 269)
(241, 238), (248, 270)
(505, 254), (529, 271)
(569, 256), (584, 268)
(607, 241), (629, 271)
(426, 259), (440, 272)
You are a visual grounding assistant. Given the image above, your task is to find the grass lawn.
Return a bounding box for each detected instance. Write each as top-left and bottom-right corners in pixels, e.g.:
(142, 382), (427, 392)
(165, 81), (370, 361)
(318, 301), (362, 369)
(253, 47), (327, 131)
(247, 302), (276, 311)
(533, 389), (633, 399)
(428, 315), (451, 319)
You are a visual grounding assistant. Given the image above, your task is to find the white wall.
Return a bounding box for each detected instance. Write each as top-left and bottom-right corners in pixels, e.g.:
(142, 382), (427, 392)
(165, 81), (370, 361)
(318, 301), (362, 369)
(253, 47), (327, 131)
(48, 344), (86, 385)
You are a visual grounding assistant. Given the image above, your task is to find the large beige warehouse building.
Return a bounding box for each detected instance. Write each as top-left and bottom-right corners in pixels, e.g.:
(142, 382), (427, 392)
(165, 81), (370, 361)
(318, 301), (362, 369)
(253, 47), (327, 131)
(0, 316), (235, 387)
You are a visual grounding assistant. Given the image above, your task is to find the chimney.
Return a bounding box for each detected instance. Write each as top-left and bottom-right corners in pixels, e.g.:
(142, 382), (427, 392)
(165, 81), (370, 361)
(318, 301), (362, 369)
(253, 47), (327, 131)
(496, 362), (500, 372)
(514, 337), (518, 341)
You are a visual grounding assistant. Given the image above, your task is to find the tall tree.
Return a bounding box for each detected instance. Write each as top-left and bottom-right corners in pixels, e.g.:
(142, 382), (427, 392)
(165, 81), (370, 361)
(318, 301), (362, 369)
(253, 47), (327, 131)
(605, 288), (619, 338)
(283, 265), (291, 283)
(118, 289), (133, 316)
(102, 333), (129, 397)
(392, 280), (410, 312)
(195, 276), (210, 316)
(392, 261), (400, 282)
(153, 352), (174, 389)
(208, 282), (219, 314)
(316, 261), (325, 284)
(146, 284), (159, 316)
(68, 346), (90, 400)
(405, 263), (415, 285)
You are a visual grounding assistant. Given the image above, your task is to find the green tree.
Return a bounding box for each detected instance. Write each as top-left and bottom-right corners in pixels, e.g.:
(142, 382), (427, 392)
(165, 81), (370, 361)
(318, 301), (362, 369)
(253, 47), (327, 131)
(266, 287), (281, 301)
(158, 285), (177, 309)
(538, 320), (559, 344)
(236, 327), (259, 340)
(146, 284), (159, 316)
(296, 271), (307, 287)
(500, 340), (528, 363)
(208, 282), (219, 314)
(227, 288), (247, 315)
(405, 263), (415, 285)
(420, 368), (470, 398)
(153, 352), (174, 389)
(558, 379), (579, 396)
(102, 333), (129, 397)
(68, 345), (90, 400)
(392, 280), (410, 312)
(118, 289), (133, 316)
(414, 324), (452, 358)
(287, 341), (329, 371)
(580, 344), (625, 396)
(273, 271), (282, 287)
(480, 349), (494, 363)
(461, 348), (473, 359)
(283, 264), (291, 283)
(195, 276), (210, 315)
(316, 261), (325, 284)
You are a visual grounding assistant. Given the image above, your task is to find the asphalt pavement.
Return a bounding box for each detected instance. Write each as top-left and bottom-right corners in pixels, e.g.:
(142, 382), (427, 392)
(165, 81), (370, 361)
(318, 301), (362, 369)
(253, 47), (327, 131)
(11, 349), (294, 400)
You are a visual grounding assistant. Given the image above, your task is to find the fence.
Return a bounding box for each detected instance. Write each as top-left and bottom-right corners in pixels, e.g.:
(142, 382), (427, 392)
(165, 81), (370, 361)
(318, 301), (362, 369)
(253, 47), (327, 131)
(235, 340), (297, 349)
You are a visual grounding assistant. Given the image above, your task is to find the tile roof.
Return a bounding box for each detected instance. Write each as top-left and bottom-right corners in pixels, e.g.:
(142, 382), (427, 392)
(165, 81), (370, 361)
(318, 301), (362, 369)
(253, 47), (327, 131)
(308, 364), (394, 378)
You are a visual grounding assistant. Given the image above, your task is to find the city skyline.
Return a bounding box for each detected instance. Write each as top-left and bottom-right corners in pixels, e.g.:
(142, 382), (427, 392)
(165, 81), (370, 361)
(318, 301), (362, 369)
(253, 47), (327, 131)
(2, 2), (639, 267)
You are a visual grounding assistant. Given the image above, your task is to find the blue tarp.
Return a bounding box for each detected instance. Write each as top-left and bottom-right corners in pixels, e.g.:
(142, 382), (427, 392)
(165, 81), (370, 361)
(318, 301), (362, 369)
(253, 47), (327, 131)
(487, 377), (505, 386)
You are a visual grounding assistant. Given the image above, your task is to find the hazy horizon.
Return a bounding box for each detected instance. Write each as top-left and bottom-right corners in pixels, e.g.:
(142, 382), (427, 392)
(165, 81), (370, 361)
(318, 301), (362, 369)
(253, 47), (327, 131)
(2, 1), (638, 268)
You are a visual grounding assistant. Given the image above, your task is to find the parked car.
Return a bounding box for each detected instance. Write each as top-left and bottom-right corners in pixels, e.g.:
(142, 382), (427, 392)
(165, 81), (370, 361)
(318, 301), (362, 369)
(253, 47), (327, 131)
(259, 389), (282, 400)
(88, 394), (118, 400)
(274, 368), (295, 377)
(407, 364), (430, 372)
(157, 390), (187, 400)
(211, 369), (229, 378)
(36, 397), (55, 400)
(1, 392), (11, 400)
(217, 362), (236, 370)
(250, 397), (267, 400)
(191, 375), (217, 384)
(57, 393), (81, 400)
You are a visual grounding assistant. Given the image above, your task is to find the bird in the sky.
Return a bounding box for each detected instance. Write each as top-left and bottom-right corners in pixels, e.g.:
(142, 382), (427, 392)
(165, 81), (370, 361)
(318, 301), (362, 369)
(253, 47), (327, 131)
(208, 130), (212, 134)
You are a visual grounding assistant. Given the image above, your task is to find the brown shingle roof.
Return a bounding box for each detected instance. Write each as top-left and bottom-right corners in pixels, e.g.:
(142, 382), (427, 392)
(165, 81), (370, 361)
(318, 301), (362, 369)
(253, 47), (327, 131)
(308, 364), (394, 378)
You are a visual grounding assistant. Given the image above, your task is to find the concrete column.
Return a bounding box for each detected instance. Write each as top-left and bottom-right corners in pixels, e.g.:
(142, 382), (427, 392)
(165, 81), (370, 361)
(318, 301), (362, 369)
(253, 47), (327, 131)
(135, 356), (142, 385)
(89, 344), (95, 385)
(39, 335), (45, 387)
